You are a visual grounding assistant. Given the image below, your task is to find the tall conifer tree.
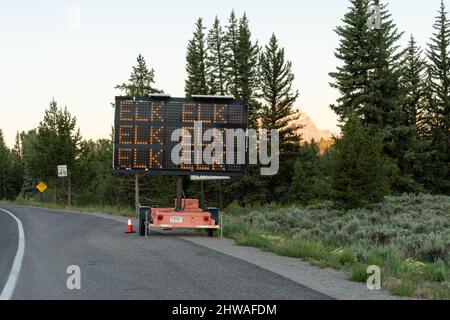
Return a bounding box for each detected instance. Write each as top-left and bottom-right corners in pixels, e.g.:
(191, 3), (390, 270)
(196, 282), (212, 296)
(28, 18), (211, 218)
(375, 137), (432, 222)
(396, 36), (430, 192)
(330, 0), (415, 192)
(331, 113), (391, 209)
(259, 34), (302, 202)
(224, 11), (240, 98)
(236, 14), (260, 127)
(185, 18), (209, 97)
(115, 54), (162, 96)
(425, 0), (450, 193)
(400, 36), (427, 132)
(207, 16), (227, 95)
(259, 34), (301, 150)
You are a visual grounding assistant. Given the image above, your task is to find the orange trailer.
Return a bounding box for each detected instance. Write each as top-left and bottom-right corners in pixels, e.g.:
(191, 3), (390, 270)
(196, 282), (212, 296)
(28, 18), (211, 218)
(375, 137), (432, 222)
(139, 199), (220, 237)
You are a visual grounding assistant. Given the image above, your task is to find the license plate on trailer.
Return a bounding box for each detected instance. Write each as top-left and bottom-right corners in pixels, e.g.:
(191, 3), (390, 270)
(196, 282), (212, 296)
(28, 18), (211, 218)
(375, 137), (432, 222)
(170, 216), (183, 224)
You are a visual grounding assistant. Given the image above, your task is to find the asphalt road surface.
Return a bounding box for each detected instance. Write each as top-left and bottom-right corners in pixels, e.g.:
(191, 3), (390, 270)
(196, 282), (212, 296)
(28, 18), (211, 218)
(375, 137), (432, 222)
(0, 205), (332, 300)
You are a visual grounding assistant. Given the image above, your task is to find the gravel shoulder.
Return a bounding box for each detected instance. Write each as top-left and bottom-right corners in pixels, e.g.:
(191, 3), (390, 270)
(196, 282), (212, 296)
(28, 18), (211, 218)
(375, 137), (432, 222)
(178, 235), (403, 300)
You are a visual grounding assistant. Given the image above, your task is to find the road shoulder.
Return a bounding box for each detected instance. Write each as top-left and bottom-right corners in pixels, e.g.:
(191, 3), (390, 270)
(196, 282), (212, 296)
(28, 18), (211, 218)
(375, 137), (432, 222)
(177, 235), (403, 300)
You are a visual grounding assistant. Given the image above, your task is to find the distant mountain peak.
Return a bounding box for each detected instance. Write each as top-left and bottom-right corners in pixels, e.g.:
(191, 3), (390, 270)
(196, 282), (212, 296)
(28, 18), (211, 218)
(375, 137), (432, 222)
(299, 114), (332, 142)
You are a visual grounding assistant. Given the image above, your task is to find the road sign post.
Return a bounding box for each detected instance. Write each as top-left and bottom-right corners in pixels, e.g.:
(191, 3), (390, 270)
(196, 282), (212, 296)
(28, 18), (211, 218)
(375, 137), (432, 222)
(57, 165), (68, 178)
(135, 174), (140, 217)
(36, 182), (47, 201)
(68, 174), (71, 206)
(57, 165), (71, 206)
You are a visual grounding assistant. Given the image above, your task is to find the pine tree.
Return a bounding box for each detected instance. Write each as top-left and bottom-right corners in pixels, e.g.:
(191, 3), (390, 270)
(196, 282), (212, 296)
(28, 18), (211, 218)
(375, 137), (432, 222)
(222, 12), (260, 127)
(396, 36), (430, 192)
(400, 36), (427, 131)
(259, 34), (301, 149)
(13, 132), (23, 160)
(330, 0), (403, 127)
(10, 132), (24, 198)
(0, 129), (11, 199)
(290, 141), (322, 204)
(207, 16), (227, 95)
(0, 129), (23, 200)
(427, 0), (450, 116)
(423, 68), (440, 138)
(365, 1), (403, 129)
(209, 12), (262, 203)
(115, 54), (162, 96)
(331, 113), (392, 209)
(20, 129), (39, 198)
(185, 18), (209, 97)
(366, 2), (408, 192)
(425, 0), (450, 193)
(238, 14), (260, 127)
(329, 0), (372, 122)
(259, 34), (302, 203)
(330, 0), (415, 192)
(224, 10), (240, 98)
(24, 99), (81, 203)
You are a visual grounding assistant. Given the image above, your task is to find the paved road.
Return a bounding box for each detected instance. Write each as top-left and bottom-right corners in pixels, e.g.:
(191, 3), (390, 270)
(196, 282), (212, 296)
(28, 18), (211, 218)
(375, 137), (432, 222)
(0, 205), (332, 300)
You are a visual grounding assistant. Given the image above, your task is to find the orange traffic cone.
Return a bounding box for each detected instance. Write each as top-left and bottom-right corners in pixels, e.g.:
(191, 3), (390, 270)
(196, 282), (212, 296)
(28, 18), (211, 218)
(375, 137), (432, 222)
(125, 216), (136, 234)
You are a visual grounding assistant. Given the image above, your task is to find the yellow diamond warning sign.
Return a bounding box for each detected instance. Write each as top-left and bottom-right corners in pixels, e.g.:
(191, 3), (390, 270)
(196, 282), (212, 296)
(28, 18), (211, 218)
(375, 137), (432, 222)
(36, 182), (47, 193)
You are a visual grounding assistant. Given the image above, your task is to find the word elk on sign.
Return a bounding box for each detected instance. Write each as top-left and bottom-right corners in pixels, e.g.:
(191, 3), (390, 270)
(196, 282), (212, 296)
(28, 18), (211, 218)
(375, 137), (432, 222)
(171, 122), (280, 176)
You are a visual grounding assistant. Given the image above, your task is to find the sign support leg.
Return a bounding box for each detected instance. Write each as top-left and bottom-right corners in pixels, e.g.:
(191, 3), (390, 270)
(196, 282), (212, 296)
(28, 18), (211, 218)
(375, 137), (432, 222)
(200, 180), (205, 210)
(176, 176), (183, 211)
(68, 174), (71, 206)
(219, 180), (223, 210)
(135, 174), (140, 217)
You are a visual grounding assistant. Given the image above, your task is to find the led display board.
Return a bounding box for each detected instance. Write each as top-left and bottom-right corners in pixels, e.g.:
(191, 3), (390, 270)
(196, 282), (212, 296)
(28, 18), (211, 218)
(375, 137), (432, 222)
(113, 96), (248, 176)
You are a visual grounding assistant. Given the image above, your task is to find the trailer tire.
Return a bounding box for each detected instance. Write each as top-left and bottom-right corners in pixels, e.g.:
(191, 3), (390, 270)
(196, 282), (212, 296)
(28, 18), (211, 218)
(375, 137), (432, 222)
(139, 218), (146, 236)
(206, 229), (215, 237)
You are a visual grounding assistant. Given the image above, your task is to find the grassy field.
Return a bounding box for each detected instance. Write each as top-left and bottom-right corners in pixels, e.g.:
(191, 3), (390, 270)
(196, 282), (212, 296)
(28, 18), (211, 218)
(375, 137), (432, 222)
(222, 194), (450, 299)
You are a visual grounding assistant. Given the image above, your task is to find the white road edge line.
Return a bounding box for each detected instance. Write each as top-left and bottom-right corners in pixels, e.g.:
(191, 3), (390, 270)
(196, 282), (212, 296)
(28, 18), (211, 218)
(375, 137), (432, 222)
(0, 208), (25, 300)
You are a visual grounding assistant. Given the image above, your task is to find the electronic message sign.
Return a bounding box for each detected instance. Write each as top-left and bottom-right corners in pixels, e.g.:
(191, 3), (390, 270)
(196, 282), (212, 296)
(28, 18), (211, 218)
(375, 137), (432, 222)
(113, 96), (248, 176)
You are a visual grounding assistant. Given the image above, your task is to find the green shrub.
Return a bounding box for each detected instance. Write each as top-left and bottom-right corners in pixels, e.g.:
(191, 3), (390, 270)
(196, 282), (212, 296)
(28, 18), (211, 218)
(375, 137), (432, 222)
(338, 250), (358, 265)
(224, 201), (244, 215)
(419, 234), (447, 262)
(367, 252), (385, 267)
(350, 264), (369, 283)
(235, 231), (274, 251)
(385, 251), (406, 278)
(273, 238), (329, 262)
(223, 217), (250, 238)
(390, 281), (416, 297)
(425, 260), (449, 282)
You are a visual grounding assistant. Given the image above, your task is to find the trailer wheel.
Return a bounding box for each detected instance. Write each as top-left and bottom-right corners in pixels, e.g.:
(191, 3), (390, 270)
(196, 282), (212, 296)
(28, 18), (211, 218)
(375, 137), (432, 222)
(206, 229), (215, 237)
(139, 218), (146, 236)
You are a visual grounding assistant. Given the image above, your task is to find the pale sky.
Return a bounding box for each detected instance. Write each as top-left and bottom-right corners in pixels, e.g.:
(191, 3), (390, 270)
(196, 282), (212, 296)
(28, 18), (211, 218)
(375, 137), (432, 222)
(0, 0), (443, 147)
